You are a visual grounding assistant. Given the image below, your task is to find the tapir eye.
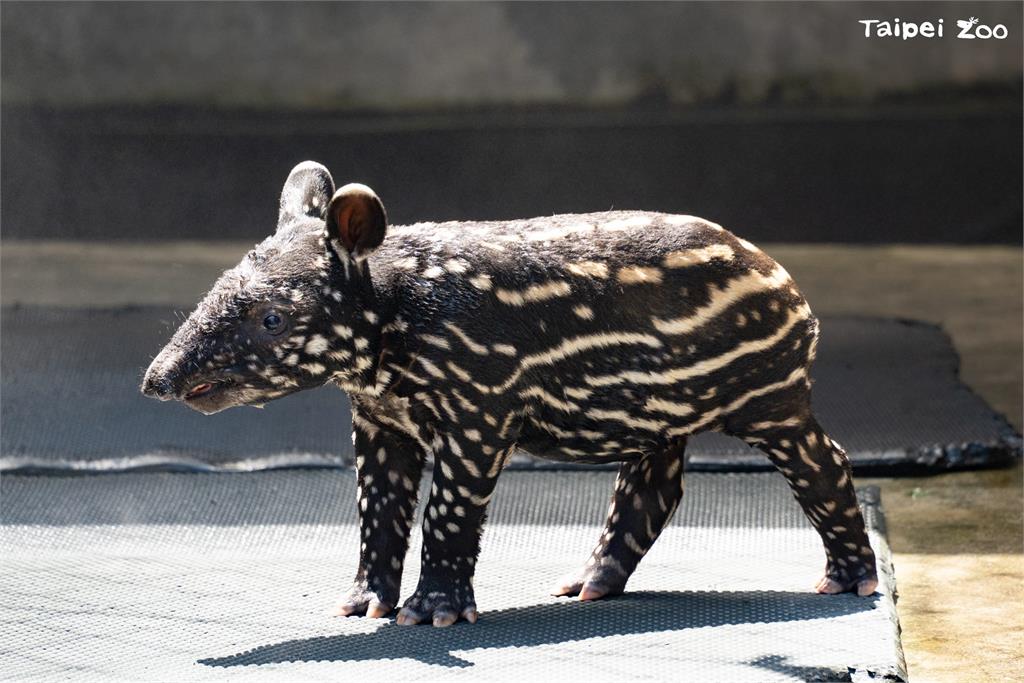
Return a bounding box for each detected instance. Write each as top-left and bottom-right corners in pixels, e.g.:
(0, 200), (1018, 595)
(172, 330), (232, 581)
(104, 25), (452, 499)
(262, 312), (284, 332)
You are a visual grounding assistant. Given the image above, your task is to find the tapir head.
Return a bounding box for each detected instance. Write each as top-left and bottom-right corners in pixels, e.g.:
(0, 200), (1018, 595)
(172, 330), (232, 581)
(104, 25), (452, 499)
(141, 162), (387, 413)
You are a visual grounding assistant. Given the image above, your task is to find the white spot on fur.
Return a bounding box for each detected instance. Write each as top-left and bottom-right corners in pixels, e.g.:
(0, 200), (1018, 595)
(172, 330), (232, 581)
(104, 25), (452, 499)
(495, 280), (572, 306)
(442, 322), (489, 355)
(572, 304), (595, 320)
(564, 386), (592, 400)
(643, 397), (695, 417)
(304, 335), (329, 355)
(664, 214), (724, 231)
(565, 261), (609, 279)
(450, 387), (479, 413)
(381, 317), (408, 334)
(417, 357), (446, 379)
(443, 258), (469, 274)
(439, 460), (454, 479)
(491, 343), (517, 356)
(469, 274), (493, 290)
(617, 266), (663, 285)
(663, 243), (735, 268)
(435, 393), (459, 422)
(420, 334), (451, 350)
(518, 385), (579, 412)
(585, 409), (667, 432)
(737, 237), (761, 252)
(445, 361), (472, 383)
(392, 256), (418, 270)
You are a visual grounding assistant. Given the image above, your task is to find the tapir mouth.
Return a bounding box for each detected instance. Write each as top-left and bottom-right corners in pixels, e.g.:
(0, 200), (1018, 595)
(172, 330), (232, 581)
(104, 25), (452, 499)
(180, 380), (238, 415)
(184, 382), (217, 400)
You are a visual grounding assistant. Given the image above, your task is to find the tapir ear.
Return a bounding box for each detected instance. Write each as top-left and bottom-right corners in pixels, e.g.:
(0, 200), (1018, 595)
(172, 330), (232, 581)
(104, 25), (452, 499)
(278, 161), (335, 230)
(325, 183), (387, 260)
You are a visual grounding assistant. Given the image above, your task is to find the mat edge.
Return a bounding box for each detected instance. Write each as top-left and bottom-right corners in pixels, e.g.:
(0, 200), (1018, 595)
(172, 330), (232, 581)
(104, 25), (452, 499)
(3, 436), (1019, 477)
(857, 484), (909, 683)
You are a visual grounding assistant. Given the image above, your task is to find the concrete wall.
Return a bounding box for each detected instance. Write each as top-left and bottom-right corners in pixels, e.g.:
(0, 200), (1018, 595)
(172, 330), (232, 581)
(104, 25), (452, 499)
(3, 2), (1020, 243)
(3, 1), (1021, 109)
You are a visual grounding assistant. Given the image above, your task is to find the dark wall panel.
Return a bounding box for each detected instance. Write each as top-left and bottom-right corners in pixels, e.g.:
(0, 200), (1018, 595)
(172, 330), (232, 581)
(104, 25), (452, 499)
(2, 107), (1020, 243)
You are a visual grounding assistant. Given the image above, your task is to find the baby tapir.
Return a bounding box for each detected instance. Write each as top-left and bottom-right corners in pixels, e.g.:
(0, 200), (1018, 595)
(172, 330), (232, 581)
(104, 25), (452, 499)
(142, 161), (878, 626)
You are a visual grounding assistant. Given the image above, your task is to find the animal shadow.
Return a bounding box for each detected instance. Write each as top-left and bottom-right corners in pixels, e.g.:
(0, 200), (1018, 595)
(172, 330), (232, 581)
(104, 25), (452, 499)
(200, 590), (875, 669)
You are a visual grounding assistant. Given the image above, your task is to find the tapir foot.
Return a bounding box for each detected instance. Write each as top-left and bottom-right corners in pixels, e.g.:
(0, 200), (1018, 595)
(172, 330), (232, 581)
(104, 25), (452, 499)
(815, 562), (879, 597)
(396, 575), (478, 627)
(551, 563), (628, 601)
(331, 580), (397, 618)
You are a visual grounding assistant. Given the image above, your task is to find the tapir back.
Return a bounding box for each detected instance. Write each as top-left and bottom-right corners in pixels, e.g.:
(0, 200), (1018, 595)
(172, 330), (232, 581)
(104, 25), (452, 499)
(365, 210), (818, 462)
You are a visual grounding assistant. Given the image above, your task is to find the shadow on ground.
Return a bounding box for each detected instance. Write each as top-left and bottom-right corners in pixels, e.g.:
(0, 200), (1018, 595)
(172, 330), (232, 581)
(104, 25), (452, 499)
(747, 654), (867, 682)
(200, 590), (875, 669)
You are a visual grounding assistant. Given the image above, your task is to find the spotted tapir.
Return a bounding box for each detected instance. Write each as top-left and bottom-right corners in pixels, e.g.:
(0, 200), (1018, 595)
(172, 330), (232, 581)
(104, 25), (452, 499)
(142, 161), (878, 627)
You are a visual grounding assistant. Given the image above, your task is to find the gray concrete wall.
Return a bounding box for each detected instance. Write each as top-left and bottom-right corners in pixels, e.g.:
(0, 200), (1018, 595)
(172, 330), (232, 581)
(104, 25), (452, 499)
(3, 1), (1021, 109)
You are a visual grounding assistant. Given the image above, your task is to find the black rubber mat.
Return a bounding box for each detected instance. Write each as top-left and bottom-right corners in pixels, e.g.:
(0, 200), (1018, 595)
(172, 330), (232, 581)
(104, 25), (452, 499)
(1, 305), (1019, 473)
(0, 471), (906, 682)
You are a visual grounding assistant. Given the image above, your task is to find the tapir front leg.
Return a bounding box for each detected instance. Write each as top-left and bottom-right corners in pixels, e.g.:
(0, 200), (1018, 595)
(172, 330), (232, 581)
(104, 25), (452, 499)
(334, 423), (426, 618)
(396, 433), (514, 627)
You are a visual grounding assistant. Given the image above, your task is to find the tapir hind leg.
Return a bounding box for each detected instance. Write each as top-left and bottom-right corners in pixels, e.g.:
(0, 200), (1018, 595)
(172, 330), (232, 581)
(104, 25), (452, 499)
(739, 414), (878, 596)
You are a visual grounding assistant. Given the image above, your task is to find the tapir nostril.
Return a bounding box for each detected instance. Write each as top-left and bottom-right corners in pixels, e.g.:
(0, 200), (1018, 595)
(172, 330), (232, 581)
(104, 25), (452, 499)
(141, 366), (177, 399)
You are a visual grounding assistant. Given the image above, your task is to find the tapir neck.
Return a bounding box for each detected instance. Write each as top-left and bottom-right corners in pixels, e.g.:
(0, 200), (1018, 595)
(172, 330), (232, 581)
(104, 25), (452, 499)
(328, 259), (399, 397)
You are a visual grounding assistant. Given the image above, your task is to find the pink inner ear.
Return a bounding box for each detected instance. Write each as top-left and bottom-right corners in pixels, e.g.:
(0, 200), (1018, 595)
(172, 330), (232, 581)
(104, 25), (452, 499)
(334, 203), (360, 253)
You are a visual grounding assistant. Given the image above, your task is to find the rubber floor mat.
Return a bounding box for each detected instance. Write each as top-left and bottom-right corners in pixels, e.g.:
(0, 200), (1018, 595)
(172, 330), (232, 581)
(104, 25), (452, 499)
(1, 306), (1018, 473)
(0, 471), (905, 682)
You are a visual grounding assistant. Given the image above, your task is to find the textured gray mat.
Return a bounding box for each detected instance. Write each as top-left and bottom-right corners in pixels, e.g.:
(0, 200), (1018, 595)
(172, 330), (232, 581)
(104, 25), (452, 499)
(1, 306), (1018, 473)
(0, 471), (905, 682)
